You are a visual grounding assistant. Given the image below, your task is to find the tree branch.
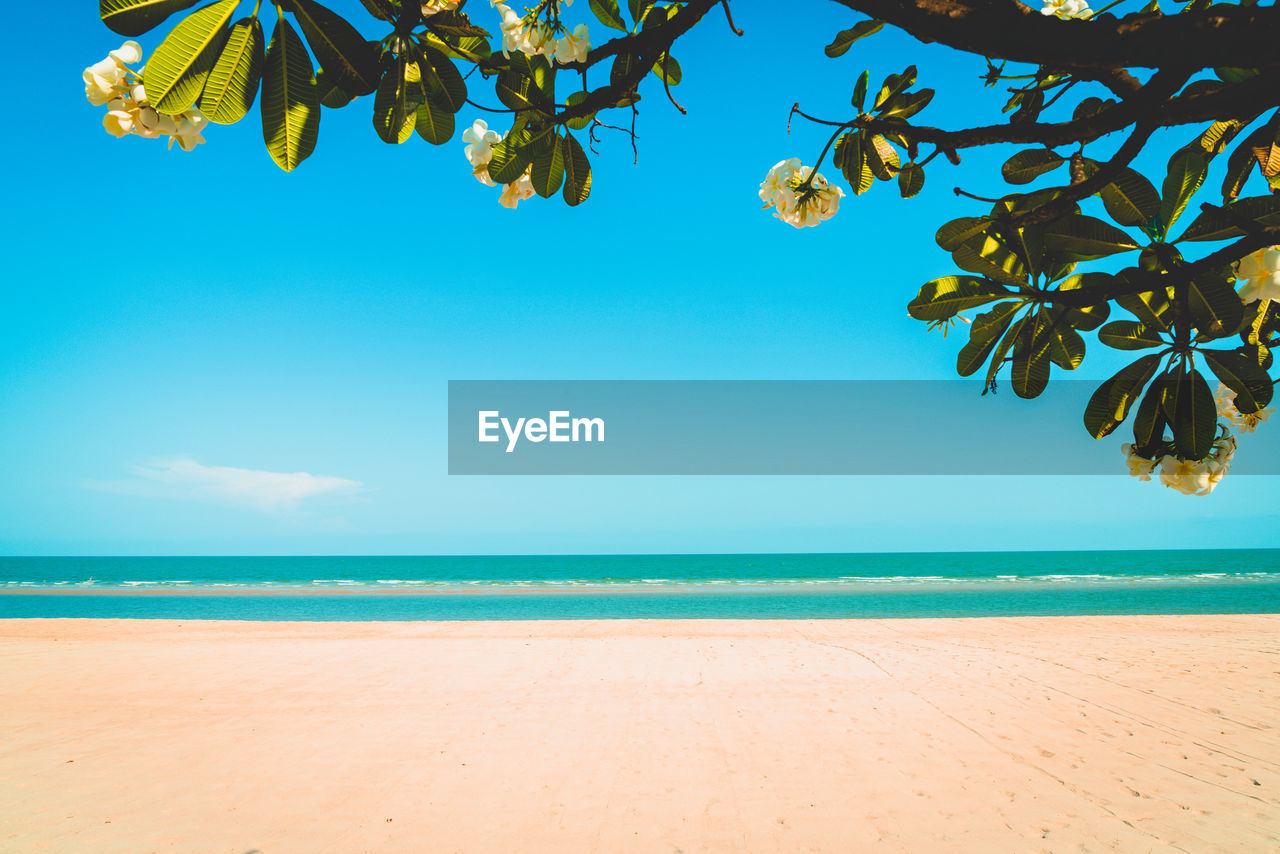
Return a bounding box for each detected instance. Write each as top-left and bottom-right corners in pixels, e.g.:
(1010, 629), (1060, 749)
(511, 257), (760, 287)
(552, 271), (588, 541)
(829, 0), (1280, 70)
(553, 0), (717, 124)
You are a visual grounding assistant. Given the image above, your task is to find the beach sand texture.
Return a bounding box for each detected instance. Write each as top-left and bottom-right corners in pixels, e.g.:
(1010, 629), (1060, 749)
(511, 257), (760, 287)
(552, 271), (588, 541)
(2, 615), (1278, 853)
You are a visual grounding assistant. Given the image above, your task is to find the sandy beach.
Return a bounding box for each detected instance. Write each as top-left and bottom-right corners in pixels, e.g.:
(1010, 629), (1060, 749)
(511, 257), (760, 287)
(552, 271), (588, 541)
(2, 615), (1278, 853)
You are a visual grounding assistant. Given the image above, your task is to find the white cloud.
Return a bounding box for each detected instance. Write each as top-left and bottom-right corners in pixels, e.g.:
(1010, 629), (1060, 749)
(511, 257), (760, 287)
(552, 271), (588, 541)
(86, 457), (366, 512)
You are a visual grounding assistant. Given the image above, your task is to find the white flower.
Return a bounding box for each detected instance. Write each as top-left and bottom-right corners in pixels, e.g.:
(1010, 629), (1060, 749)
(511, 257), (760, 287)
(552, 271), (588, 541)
(421, 0), (460, 16)
(103, 102), (135, 137)
(109, 41), (143, 66)
(1156, 430), (1236, 496)
(494, 2), (537, 57)
(1041, 0), (1091, 19)
(462, 119), (504, 186)
(759, 158), (845, 229)
(498, 170), (536, 209)
(85, 42), (210, 151)
(1120, 443), (1157, 481)
(1235, 245), (1280, 303)
(553, 23), (590, 65)
(170, 110), (208, 151)
(1215, 381), (1274, 434)
(83, 57), (125, 106)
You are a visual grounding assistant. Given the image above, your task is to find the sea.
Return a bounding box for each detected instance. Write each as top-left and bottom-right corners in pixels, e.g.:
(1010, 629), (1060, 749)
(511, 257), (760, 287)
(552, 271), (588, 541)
(1, 551), (1278, 621)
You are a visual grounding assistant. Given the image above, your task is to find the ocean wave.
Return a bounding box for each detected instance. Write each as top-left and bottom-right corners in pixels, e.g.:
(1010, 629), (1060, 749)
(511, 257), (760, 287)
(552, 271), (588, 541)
(5, 571), (1280, 591)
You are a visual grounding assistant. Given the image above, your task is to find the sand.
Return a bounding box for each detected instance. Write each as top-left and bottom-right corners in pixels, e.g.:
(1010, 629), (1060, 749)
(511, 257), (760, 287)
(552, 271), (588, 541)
(2, 615), (1278, 853)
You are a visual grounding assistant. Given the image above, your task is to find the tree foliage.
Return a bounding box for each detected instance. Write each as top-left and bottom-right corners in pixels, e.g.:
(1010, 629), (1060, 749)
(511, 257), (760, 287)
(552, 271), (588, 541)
(88, 0), (1280, 491)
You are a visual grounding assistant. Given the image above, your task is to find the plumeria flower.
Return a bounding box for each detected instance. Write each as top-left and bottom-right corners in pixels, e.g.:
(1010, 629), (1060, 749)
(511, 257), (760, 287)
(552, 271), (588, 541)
(170, 111), (208, 151)
(494, 2), (539, 58)
(109, 41), (143, 65)
(462, 119), (503, 186)
(553, 23), (590, 65)
(84, 43), (208, 151)
(421, 0), (460, 16)
(759, 158), (844, 229)
(1214, 382), (1274, 434)
(83, 57), (125, 106)
(1154, 430), (1236, 496)
(498, 171), (536, 209)
(103, 100), (136, 137)
(1235, 245), (1280, 303)
(1041, 0), (1091, 19)
(1120, 443), (1157, 482)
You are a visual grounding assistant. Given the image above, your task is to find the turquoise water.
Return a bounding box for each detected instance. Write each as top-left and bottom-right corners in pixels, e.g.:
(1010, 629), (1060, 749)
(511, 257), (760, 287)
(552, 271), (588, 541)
(1, 551), (1278, 620)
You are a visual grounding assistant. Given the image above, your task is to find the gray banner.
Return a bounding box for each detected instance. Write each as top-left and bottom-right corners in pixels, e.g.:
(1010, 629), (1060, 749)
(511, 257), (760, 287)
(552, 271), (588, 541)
(447, 380), (1280, 475)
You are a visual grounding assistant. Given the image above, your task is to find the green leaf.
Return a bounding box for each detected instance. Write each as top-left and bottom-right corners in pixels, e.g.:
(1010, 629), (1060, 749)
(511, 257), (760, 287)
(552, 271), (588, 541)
(531, 134), (566, 198)
(610, 51), (641, 87)
(100, 0), (198, 36)
(1177, 195), (1280, 242)
(1158, 148), (1208, 234)
(1132, 377), (1167, 449)
(880, 89), (933, 120)
(287, 0), (379, 96)
(1201, 349), (1274, 413)
(261, 17), (320, 172)
(143, 0), (238, 115)
(1098, 168), (1160, 228)
(422, 10), (491, 38)
(628, 0), (653, 25)
(561, 131), (592, 206)
(851, 70), (869, 111)
(1001, 149), (1064, 185)
(589, 0), (627, 31)
(421, 47), (467, 112)
(957, 302), (1022, 377)
(316, 69), (353, 108)
(935, 217), (992, 252)
(837, 132), (871, 195)
(824, 20), (883, 58)
(357, 0), (396, 21)
(1056, 273), (1113, 331)
(373, 57), (423, 144)
(563, 90), (594, 130)
(652, 53), (681, 85)
(1188, 273), (1245, 338)
(1046, 319), (1086, 371)
(1043, 214), (1141, 260)
(873, 66), (917, 111)
(487, 129), (533, 184)
(414, 96), (454, 144)
(1199, 119), (1244, 156)
(952, 234), (1029, 290)
(497, 66), (552, 112)
(198, 16), (263, 125)
(1083, 354), (1162, 438)
(898, 163), (924, 198)
(1010, 312), (1052, 398)
(1099, 320), (1166, 350)
(865, 135), (899, 181)
(1174, 368), (1216, 459)
(907, 276), (1009, 321)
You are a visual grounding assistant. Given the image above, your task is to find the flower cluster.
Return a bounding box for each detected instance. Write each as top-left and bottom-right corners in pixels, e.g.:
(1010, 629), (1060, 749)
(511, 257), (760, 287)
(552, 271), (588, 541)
(1235, 245), (1280, 303)
(461, 119), (536, 209)
(1122, 430), (1237, 496)
(1215, 382), (1274, 434)
(759, 158), (844, 229)
(1040, 0), (1091, 19)
(493, 2), (590, 65)
(421, 0), (460, 16)
(84, 41), (208, 151)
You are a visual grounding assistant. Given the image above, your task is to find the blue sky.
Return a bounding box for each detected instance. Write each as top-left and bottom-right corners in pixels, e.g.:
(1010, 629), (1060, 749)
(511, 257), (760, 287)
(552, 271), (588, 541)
(0, 2), (1276, 555)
